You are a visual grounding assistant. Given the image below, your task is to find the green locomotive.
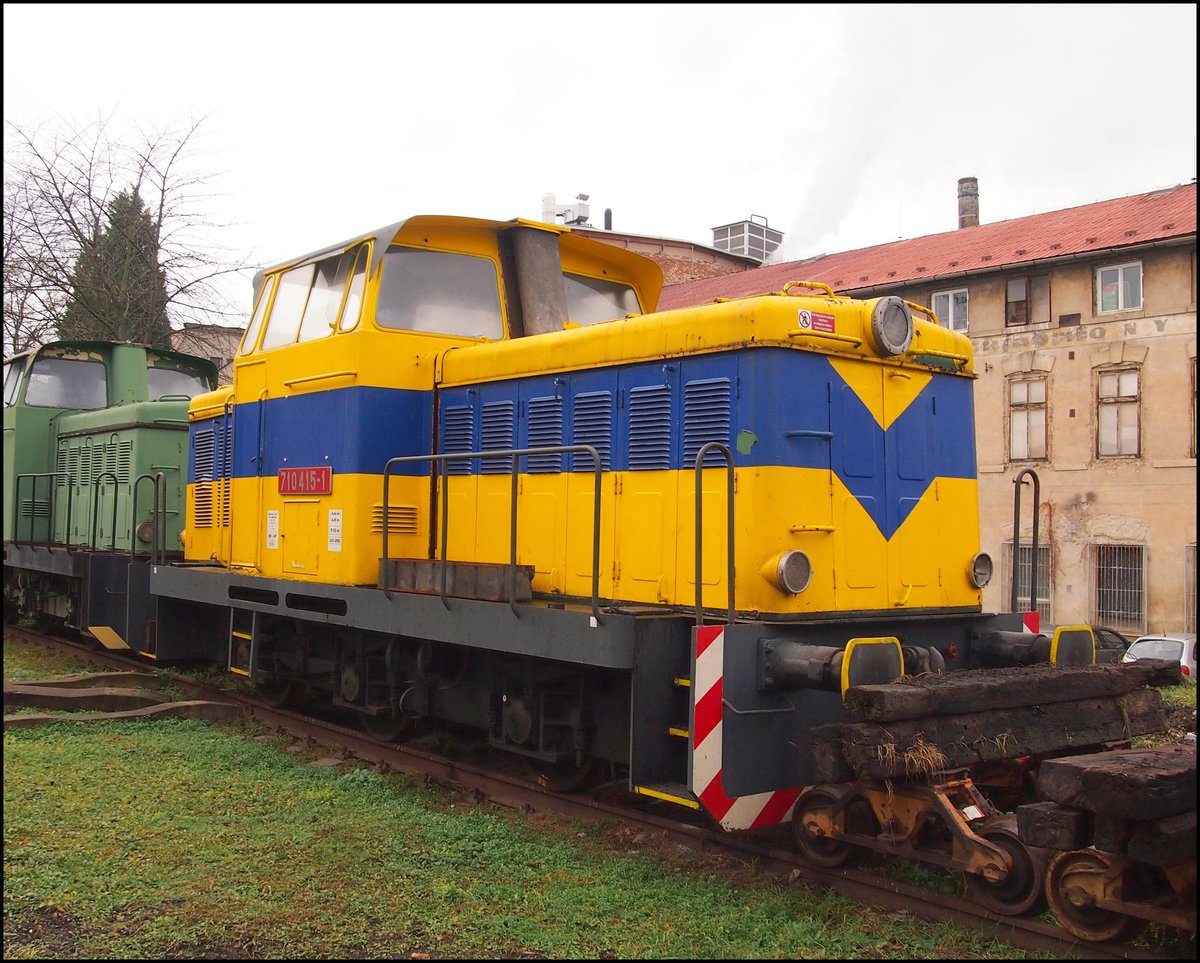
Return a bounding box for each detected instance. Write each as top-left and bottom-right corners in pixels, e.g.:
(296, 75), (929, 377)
(2, 340), (216, 646)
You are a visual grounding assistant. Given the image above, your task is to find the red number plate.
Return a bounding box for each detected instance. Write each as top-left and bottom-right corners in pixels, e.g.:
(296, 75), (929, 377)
(277, 466), (332, 495)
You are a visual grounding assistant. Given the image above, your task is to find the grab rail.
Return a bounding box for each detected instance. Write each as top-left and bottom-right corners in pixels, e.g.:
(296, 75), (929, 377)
(694, 442), (736, 626)
(90, 472), (120, 551)
(131, 472), (167, 565)
(1011, 468), (1041, 616)
(382, 445), (604, 624)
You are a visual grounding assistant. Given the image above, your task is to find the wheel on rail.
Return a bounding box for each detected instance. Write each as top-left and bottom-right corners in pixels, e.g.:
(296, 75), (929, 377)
(791, 787), (874, 868)
(963, 820), (1048, 917)
(253, 678), (298, 709)
(523, 755), (598, 793)
(360, 710), (416, 743)
(1044, 849), (1149, 943)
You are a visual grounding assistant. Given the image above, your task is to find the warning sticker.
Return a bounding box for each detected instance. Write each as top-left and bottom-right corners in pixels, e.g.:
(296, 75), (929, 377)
(798, 309), (836, 333)
(327, 509), (342, 553)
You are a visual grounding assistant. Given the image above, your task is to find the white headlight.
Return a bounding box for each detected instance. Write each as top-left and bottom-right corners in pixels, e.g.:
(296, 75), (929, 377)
(870, 296), (914, 356)
(775, 551), (812, 595)
(970, 552), (993, 588)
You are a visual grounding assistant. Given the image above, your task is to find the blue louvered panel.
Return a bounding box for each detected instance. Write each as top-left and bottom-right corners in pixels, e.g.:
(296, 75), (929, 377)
(441, 405), (475, 476)
(527, 396), (563, 473)
(480, 400), (515, 474)
(683, 378), (732, 468)
(628, 384), (672, 470)
(193, 429), (215, 528)
(571, 391), (612, 472)
(219, 421), (233, 527)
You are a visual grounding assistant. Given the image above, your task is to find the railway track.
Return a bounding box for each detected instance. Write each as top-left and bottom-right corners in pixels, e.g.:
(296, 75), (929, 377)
(4, 625), (1191, 961)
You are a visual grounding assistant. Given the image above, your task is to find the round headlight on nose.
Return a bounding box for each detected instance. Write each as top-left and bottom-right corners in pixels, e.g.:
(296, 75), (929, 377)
(969, 552), (993, 588)
(773, 551), (812, 595)
(870, 296), (914, 356)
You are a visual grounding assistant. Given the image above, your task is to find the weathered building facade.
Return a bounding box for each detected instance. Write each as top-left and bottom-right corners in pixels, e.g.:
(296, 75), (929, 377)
(659, 180), (1197, 635)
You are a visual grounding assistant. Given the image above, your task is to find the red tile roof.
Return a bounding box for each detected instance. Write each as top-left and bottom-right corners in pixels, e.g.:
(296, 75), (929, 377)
(658, 182), (1197, 311)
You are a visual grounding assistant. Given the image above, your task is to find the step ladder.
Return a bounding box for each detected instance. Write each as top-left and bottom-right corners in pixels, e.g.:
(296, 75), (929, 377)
(632, 672), (700, 810)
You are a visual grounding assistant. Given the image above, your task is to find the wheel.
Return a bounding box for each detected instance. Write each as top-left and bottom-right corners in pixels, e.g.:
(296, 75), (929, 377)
(791, 787), (868, 868)
(964, 820), (1049, 916)
(254, 678), (297, 708)
(522, 755), (598, 793)
(1044, 849), (1149, 943)
(360, 710), (415, 743)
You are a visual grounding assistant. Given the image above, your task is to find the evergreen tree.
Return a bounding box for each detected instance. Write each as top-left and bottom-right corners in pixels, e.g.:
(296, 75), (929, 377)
(59, 189), (172, 346)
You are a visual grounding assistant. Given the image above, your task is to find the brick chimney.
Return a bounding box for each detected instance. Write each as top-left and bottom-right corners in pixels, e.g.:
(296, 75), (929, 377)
(958, 176), (979, 229)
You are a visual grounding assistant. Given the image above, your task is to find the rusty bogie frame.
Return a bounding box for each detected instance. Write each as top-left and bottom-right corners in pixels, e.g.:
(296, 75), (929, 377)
(1045, 848), (1196, 942)
(795, 770), (1049, 915)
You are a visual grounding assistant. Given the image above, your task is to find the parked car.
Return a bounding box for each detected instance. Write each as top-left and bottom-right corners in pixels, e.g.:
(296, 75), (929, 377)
(1121, 632), (1197, 678)
(1037, 623), (1131, 664)
(1091, 625), (1134, 664)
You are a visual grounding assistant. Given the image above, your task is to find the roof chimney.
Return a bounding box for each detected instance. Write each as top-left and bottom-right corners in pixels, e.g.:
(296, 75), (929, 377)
(604, 208), (612, 230)
(957, 177), (979, 229)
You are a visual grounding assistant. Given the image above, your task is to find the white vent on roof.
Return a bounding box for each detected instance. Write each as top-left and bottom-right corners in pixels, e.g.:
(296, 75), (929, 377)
(711, 215), (783, 262)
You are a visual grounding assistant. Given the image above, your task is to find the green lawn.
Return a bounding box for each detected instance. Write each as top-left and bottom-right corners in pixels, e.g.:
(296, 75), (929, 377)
(5, 637), (1179, 959)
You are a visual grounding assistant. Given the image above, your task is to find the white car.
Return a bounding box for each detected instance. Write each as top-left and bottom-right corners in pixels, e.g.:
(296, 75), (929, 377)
(1121, 632), (1197, 679)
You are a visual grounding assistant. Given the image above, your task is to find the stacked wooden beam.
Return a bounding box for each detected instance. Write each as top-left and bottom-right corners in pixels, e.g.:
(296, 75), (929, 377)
(1017, 745), (1196, 866)
(809, 659), (1181, 784)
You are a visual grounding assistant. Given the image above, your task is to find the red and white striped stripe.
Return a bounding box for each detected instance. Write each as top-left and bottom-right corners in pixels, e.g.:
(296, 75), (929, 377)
(692, 625), (803, 830)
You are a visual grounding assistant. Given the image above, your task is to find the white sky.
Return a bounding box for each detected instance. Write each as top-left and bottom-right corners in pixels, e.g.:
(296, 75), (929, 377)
(4, 3), (1197, 321)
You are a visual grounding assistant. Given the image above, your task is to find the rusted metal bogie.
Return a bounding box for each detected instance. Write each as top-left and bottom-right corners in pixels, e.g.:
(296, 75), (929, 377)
(1045, 849), (1196, 942)
(794, 773), (1049, 915)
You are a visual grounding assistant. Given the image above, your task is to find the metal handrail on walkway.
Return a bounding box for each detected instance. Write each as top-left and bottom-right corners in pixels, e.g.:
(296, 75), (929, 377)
(12, 473), (71, 549)
(382, 445), (604, 624)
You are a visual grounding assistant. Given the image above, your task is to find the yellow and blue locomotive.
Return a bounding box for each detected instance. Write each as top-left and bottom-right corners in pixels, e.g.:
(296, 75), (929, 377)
(3, 215), (1179, 938)
(143, 214), (1051, 807)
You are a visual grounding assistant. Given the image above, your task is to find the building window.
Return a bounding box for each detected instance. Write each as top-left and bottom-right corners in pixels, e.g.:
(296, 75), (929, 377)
(1002, 541), (1052, 623)
(1095, 261), (1142, 314)
(1186, 544), (1196, 635)
(931, 288), (969, 332)
(1096, 367), (1140, 457)
(1009, 377), (1047, 460)
(1005, 275), (1050, 326)
(1090, 543), (1146, 633)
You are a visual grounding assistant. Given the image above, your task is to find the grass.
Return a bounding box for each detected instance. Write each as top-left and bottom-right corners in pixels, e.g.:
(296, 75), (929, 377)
(3, 637), (1183, 960)
(3, 717), (1062, 960)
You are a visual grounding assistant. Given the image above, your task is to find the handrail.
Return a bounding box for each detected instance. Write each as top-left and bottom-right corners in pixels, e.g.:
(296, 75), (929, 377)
(131, 472), (166, 564)
(1011, 468), (1041, 616)
(282, 370), (357, 388)
(694, 442), (736, 626)
(786, 329), (864, 348)
(382, 444), (604, 624)
(91, 471), (119, 551)
(13, 472), (69, 549)
(780, 280), (836, 299)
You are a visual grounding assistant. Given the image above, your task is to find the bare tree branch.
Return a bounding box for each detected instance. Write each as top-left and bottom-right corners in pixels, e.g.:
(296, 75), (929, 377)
(3, 112), (253, 356)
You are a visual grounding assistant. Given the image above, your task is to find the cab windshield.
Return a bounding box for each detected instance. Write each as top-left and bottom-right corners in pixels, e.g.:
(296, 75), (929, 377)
(148, 366), (212, 399)
(23, 357), (107, 409)
(564, 272), (641, 326)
